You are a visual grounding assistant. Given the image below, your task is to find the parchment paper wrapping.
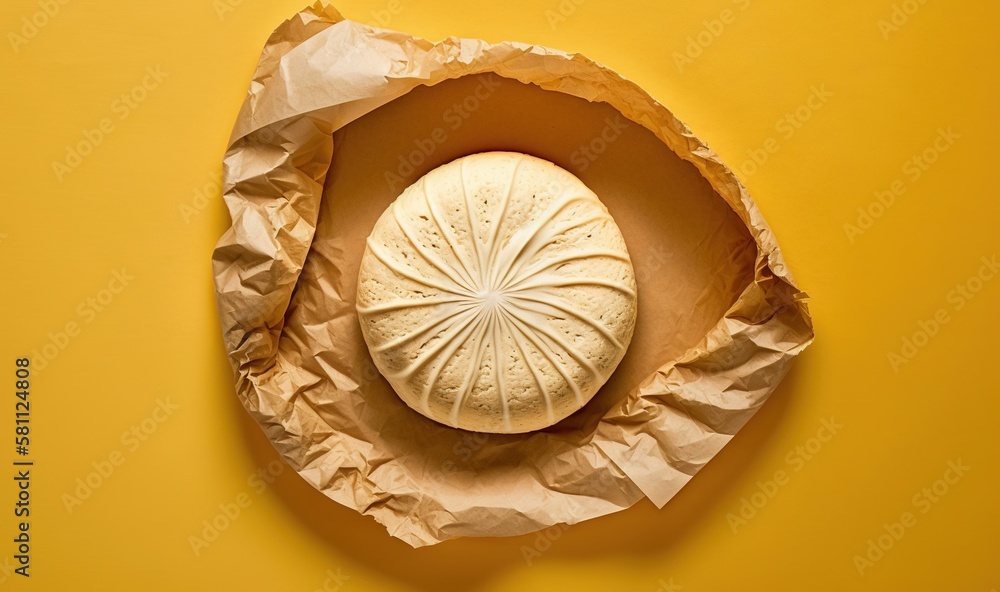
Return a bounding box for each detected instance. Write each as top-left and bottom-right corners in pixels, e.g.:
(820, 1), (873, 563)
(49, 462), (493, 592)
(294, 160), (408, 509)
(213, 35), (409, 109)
(212, 1), (814, 547)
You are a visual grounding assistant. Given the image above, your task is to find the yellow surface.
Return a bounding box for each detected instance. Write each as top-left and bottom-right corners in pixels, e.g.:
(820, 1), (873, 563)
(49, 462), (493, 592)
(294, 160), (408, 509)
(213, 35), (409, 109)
(1, 0), (997, 590)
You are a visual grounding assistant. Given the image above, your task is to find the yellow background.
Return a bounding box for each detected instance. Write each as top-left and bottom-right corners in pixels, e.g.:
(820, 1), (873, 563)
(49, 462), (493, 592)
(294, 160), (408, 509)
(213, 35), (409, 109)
(1, 0), (998, 590)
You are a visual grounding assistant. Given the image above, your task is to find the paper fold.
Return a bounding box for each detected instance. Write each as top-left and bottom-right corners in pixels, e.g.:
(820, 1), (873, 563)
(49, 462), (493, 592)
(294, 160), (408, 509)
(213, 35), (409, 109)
(213, 0), (813, 547)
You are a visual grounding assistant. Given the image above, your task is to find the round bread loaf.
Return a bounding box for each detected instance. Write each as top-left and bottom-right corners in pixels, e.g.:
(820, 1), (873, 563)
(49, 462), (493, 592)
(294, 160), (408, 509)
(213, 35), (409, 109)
(356, 152), (637, 433)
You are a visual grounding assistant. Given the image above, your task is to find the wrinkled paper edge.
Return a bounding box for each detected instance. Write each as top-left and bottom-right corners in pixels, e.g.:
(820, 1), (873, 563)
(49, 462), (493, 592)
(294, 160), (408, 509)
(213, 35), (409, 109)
(212, 0), (815, 547)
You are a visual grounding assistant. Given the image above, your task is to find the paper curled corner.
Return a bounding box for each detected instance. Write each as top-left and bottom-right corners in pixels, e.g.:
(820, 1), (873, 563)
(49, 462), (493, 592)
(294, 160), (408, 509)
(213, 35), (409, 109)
(212, 0), (814, 547)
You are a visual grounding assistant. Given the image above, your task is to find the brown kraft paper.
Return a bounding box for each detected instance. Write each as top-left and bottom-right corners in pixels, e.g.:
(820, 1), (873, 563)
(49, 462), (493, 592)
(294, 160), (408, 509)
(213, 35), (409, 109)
(212, 1), (814, 547)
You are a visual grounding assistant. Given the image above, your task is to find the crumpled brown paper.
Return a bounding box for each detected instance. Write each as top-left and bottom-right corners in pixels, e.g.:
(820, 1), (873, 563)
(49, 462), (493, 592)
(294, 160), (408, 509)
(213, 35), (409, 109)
(212, 0), (814, 547)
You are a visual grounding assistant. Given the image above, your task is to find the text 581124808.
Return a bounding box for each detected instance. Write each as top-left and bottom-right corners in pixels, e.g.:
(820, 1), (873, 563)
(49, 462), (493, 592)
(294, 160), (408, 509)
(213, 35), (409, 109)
(13, 357), (32, 578)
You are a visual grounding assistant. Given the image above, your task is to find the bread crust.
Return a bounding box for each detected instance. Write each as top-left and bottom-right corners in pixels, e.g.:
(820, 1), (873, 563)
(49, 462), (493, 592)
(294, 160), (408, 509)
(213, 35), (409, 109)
(356, 152), (637, 433)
